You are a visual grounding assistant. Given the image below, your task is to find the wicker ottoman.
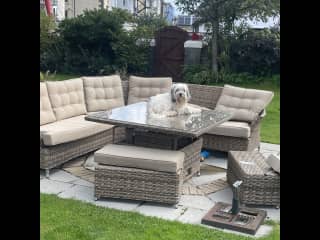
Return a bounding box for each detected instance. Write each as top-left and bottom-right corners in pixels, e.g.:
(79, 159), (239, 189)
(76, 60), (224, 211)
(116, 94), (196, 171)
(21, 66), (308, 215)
(94, 144), (185, 205)
(227, 151), (280, 207)
(125, 129), (203, 182)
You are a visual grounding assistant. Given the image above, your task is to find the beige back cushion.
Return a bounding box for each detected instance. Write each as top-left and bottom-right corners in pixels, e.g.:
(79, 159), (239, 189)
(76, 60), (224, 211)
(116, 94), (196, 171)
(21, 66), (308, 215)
(82, 75), (124, 112)
(128, 76), (172, 104)
(46, 78), (87, 120)
(215, 84), (274, 122)
(40, 82), (56, 125)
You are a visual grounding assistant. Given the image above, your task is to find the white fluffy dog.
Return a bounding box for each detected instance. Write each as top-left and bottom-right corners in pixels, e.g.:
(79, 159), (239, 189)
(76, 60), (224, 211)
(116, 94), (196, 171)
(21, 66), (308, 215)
(147, 83), (201, 117)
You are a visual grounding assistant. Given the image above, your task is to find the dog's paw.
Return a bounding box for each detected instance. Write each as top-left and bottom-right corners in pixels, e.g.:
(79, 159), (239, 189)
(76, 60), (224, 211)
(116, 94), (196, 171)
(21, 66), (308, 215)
(183, 107), (191, 115)
(186, 106), (201, 115)
(166, 111), (178, 117)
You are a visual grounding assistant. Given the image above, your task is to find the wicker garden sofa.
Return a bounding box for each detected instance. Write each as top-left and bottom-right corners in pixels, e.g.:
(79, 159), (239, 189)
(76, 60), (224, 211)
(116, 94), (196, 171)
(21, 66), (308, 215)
(40, 75), (273, 176)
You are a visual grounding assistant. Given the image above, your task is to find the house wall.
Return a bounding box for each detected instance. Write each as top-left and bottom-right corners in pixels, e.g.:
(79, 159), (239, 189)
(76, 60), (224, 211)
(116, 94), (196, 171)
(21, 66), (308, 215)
(65, 0), (103, 18)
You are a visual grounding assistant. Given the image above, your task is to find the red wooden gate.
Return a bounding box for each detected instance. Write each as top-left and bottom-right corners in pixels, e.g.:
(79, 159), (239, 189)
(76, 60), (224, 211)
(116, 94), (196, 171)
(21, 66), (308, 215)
(153, 26), (188, 82)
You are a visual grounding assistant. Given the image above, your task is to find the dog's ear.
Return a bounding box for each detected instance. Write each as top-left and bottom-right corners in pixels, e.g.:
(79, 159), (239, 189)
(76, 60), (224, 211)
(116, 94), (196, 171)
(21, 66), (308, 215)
(171, 84), (176, 102)
(185, 85), (191, 101)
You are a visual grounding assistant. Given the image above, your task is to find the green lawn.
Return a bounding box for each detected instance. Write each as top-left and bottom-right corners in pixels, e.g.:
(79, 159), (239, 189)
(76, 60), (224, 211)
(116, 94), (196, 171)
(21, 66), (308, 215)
(41, 193), (279, 240)
(43, 74), (279, 144)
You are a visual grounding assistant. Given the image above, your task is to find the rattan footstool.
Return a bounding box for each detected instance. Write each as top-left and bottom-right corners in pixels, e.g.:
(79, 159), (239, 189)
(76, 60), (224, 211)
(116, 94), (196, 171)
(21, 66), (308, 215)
(227, 151), (280, 207)
(94, 144), (185, 205)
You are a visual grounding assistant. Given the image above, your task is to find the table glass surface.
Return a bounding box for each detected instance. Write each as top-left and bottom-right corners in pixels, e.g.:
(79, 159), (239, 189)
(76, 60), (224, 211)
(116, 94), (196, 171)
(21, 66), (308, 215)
(85, 102), (233, 137)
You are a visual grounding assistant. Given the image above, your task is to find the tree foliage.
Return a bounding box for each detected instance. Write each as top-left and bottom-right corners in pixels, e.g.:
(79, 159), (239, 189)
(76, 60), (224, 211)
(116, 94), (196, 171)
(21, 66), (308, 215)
(40, 10), (56, 56)
(41, 8), (163, 75)
(175, 0), (280, 73)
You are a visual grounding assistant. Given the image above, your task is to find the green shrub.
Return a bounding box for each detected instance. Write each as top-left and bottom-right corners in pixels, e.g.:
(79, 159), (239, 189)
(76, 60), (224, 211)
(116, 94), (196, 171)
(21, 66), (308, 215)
(183, 65), (280, 85)
(229, 29), (280, 75)
(40, 10), (56, 56)
(40, 33), (66, 72)
(40, 9), (164, 76)
(56, 9), (132, 75)
(40, 72), (44, 81)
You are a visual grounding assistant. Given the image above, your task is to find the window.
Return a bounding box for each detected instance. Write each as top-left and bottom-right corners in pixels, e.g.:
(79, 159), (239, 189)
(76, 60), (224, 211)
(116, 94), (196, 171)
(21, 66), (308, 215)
(53, 6), (57, 17)
(65, 10), (68, 18)
(178, 16), (192, 26)
(123, 0), (126, 6)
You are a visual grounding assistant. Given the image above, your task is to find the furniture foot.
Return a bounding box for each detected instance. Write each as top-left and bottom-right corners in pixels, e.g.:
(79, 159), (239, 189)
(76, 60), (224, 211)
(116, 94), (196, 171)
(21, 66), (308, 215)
(94, 197), (98, 201)
(45, 169), (50, 178)
(174, 204), (179, 209)
(197, 171), (201, 177)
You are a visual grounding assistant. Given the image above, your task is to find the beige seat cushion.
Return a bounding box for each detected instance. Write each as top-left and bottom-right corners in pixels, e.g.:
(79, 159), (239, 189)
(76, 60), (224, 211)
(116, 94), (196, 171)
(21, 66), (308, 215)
(128, 76), (172, 104)
(40, 82), (56, 125)
(46, 78), (87, 120)
(207, 121), (251, 138)
(40, 115), (113, 146)
(82, 75), (125, 112)
(215, 84), (274, 122)
(95, 144), (185, 173)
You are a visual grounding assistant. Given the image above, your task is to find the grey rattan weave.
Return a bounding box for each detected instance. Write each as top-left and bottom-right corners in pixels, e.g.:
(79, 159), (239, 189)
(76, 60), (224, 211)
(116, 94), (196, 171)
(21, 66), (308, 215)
(121, 81), (262, 152)
(227, 151), (280, 207)
(95, 165), (183, 205)
(125, 131), (203, 181)
(41, 80), (267, 173)
(203, 120), (261, 152)
(40, 127), (126, 172)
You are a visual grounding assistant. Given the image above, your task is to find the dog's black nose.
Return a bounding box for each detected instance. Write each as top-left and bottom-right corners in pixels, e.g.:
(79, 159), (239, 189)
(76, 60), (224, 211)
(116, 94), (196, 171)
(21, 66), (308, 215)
(179, 93), (182, 97)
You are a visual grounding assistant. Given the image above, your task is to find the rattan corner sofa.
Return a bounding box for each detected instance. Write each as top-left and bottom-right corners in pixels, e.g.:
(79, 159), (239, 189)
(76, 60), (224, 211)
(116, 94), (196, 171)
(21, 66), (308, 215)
(40, 75), (273, 176)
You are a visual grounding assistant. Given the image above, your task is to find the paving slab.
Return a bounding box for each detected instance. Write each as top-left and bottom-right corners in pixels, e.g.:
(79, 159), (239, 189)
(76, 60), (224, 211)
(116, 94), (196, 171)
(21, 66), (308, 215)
(40, 143), (280, 233)
(208, 187), (233, 204)
(40, 179), (74, 195)
(177, 207), (208, 224)
(178, 195), (214, 211)
(135, 202), (186, 221)
(58, 184), (94, 203)
(95, 199), (143, 211)
(220, 224), (273, 238)
(48, 169), (79, 183)
(260, 142), (280, 152)
(191, 163), (226, 185)
(71, 178), (94, 188)
(204, 157), (228, 169)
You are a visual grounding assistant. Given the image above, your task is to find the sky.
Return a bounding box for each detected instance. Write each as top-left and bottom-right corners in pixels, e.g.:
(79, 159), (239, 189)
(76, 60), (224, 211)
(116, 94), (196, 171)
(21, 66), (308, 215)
(165, 0), (182, 14)
(164, 0), (279, 28)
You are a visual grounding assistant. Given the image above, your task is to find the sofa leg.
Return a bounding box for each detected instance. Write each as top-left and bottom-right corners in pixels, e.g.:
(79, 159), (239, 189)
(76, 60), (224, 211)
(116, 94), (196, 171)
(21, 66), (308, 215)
(45, 169), (50, 178)
(197, 171), (201, 177)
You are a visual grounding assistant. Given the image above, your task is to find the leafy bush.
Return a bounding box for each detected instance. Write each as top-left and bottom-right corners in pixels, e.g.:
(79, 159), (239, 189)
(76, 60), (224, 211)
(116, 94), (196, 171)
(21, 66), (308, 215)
(229, 28), (280, 75)
(40, 33), (66, 72)
(56, 9), (134, 75)
(40, 72), (44, 81)
(40, 9), (164, 76)
(40, 10), (56, 56)
(183, 65), (217, 85)
(183, 65), (280, 85)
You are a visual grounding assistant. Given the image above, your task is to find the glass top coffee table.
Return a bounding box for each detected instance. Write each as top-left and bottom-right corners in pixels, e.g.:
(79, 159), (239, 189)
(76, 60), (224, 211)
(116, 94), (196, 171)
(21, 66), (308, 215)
(85, 102), (232, 150)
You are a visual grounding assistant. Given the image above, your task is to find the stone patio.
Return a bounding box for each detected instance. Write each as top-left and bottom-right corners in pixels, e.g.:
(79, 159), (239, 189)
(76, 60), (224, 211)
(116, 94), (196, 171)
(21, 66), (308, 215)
(40, 142), (280, 238)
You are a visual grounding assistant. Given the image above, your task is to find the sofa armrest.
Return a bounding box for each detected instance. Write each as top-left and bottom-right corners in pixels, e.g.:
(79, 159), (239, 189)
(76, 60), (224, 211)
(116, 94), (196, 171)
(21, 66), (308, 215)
(40, 131), (45, 147)
(260, 109), (267, 118)
(40, 135), (44, 147)
(250, 109), (266, 127)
